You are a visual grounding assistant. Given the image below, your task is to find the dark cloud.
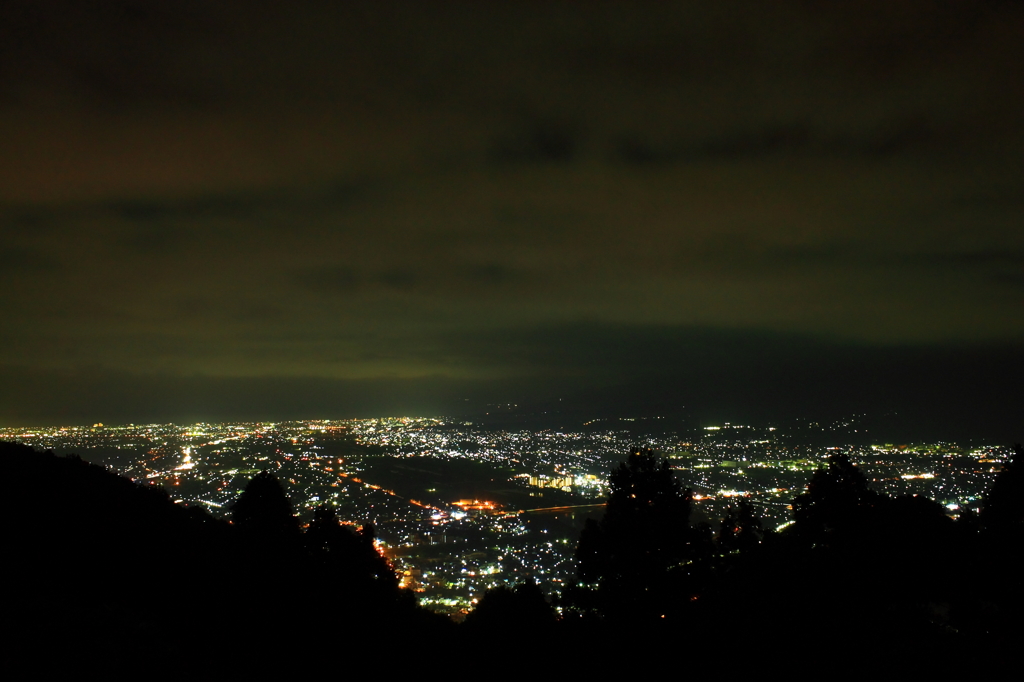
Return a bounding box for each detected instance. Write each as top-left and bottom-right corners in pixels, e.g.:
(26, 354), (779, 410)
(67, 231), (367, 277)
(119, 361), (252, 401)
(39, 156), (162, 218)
(615, 117), (961, 165)
(0, 1), (1021, 433)
(0, 244), (50, 274)
(489, 120), (582, 165)
(106, 181), (370, 224)
(297, 260), (532, 299)
(301, 265), (361, 295)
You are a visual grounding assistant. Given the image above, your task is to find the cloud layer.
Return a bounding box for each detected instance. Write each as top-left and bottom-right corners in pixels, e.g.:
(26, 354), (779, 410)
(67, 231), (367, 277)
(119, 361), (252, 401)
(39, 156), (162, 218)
(1, 1), (1021, 431)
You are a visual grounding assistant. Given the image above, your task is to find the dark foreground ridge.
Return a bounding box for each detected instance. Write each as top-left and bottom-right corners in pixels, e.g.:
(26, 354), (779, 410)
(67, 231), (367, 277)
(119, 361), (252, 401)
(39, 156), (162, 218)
(3, 439), (1021, 669)
(1, 441), (447, 666)
(464, 445), (1024, 666)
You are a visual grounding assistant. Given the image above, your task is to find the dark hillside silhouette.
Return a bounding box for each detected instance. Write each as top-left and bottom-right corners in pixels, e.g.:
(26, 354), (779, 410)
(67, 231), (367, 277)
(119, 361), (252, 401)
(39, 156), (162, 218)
(1, 441), (441, 660)
(701, 452), (1005, 648)
(2, 441), (232, 646)
(7, 437), (1021, 663)
(981, 443), (1023, 534)
(554, 444), (1021, 656)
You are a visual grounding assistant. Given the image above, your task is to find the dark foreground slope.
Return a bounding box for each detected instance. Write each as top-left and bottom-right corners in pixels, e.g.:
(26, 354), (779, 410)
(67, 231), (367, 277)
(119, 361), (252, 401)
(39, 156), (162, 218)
(462, 448), (1024, 671)
(1, 441), (446, 667)
(7, 439), (1019, 672)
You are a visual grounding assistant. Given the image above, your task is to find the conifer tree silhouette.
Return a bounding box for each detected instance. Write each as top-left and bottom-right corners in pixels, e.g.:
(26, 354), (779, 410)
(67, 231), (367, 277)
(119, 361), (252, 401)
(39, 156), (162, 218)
(230, 469), (300, 601)
(464, 579), (555, 629)
(570, 448), (695, 621)
(792, 453), (882, 541)
(231, 470), (298, 537)
(305, 504), (401, 610)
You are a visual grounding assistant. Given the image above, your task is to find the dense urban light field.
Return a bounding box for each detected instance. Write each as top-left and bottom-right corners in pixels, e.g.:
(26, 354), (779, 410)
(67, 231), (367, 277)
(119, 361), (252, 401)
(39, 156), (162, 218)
(2, 419), (1011, 616)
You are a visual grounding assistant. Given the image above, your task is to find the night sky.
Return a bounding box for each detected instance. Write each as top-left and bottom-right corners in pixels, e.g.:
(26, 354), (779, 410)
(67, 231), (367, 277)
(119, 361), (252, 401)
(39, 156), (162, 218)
(1, 1), (1021, 439)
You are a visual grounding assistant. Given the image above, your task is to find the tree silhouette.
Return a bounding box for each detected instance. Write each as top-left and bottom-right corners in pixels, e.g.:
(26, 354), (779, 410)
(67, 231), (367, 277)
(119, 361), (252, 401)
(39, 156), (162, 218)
(305, 504), (402, 611)
(570, 448), (695, 621)
(229, 469), (301, 604)
(231, 470), (298, 537)
(718, 496), (764, 554)
(464, 579), (555, 629)
(792, 453), (883, 541)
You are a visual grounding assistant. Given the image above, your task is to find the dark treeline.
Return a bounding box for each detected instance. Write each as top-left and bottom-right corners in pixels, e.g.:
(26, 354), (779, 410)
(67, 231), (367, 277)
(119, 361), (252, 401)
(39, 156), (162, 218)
(1, 441), (447, 665)
(3, 439), (1021, 667)
(462, 446), (1024, 663)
